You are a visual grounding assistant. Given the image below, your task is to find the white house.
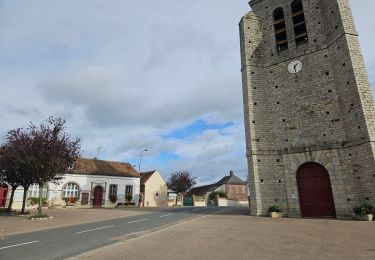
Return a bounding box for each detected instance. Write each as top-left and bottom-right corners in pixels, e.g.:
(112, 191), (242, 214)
(0, 158), (140, 209)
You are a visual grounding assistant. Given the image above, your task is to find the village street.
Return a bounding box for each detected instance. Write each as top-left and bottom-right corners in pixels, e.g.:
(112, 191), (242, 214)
(1, 207), (375, 259)
(0, 207), (227, 259)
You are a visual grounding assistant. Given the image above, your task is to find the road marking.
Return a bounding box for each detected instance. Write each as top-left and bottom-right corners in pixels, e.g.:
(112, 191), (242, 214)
(212, 209), (228, 215)
(0, 240), (39, 250)
(183, 210), (190, 213)
(193, 208), (200, 211)
(75, 225), (115, 234)
(159, 214), (173, 218)
(128, 219), (148, 224)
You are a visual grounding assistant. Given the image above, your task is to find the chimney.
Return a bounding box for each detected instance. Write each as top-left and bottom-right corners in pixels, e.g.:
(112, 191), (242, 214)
(229, 170), (234, 176)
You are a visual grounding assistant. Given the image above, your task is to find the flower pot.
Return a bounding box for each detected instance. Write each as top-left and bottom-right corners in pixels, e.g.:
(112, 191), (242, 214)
(357, 214), (373, 221)
(270, 212), (282, 218)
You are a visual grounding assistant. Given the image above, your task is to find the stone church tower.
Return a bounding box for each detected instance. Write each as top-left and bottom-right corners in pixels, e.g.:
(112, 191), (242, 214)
(239, 0), (375, 218)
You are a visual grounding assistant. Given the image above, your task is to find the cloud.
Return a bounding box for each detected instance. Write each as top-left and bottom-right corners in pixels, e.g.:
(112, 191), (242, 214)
(0, 0), (373, 187)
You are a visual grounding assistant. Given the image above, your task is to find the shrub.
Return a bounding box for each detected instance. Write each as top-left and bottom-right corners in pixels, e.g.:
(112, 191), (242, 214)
(208, 191), (227, 200)
(126, 195), (133, 202)
(268, 205), (281, 213)
(64, 197), (78, 204)
(28, 197), (48, 206)
(354, 204), (374, 216)
(109, 194), (117, 203)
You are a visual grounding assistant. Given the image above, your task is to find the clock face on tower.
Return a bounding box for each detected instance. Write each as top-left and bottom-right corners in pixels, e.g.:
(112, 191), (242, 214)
(288, 60), (303, 74)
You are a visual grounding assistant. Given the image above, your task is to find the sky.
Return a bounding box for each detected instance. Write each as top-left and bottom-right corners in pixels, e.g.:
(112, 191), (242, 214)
(0, 0), (374, 186)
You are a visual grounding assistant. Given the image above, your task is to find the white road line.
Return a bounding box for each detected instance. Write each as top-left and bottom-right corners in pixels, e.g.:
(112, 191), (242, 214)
(128, 219), (148, 224)
(159, 214), (173, 218)
(75, 225), (115, 234)
(0, 240), (39, 250)
(183, 210), (190, 213)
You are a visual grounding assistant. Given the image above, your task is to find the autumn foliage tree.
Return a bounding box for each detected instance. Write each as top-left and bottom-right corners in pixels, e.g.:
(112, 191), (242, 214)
(0, 128), (36, 213)
(0, 117), (81, 215)
(167, 171), (196, 194)
(0, 147), (21, 211)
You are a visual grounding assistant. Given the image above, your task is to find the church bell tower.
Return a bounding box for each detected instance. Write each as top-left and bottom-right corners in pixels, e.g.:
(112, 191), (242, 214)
(240, 0), (375, 218)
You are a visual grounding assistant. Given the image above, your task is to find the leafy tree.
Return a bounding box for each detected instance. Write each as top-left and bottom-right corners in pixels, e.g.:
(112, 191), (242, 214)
(23, 117), (81, 216)
(167, 171), (196, 194)
(1, 128), (37, 214)
(0, 117), (81, 215)
(0, 146), (22, 211)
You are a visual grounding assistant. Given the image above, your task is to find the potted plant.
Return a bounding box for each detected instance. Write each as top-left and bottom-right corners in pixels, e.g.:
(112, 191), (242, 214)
(125, 195), (133, 206)
(269, 205), (282, 218)
(354, 204), (373, 221)
(64, 197), (78, 206)
(109, 194), (117, 203)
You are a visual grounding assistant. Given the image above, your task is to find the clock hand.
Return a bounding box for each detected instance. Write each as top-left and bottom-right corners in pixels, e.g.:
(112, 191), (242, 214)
(294, 63), (298, 72)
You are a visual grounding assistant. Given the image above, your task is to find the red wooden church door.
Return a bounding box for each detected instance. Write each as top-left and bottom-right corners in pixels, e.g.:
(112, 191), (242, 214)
(297, 163), (336, 218)
(0, 185), (8, 207)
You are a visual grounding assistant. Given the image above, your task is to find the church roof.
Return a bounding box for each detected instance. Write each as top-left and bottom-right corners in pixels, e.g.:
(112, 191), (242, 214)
(72, 158), (140, 178)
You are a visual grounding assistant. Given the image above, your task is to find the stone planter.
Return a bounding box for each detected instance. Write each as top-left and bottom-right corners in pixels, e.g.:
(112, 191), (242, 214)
(270, 212), (282, 218)
(357, 214), (373, 221)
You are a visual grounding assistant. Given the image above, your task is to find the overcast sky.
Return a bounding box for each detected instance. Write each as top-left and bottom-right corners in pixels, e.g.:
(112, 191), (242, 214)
(0, 0), (374, 186)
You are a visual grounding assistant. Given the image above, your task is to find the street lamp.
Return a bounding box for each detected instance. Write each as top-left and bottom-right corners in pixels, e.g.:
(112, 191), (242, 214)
(139, 149), (148, 172)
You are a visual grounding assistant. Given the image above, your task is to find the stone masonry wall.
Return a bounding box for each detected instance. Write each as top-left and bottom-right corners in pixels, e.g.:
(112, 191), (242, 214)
(240, 0), (375, 217)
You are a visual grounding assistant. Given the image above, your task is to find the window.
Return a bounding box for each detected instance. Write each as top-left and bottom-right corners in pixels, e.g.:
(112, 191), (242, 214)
(291, 0), (308, 46)
(62, 182), (80, 198)
(28, 184), (48, 198)
(273, 7), (288, 51)
(109, 184), (118, 197)
(125, 185), (133, 199)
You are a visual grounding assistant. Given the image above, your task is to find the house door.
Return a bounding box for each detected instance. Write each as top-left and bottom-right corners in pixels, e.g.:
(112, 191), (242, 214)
(0, 185), (8, 208)
(93, 186), (103, 207)
(297, 163), (336, 218)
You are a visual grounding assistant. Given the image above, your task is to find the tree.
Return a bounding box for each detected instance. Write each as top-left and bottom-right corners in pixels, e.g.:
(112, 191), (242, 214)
(0, 117), (81, 215)
(167, 171), (196, 194)
(1, 128), (37, 214)
(23, 117), (81, 216)
(0, 146), (22, 211)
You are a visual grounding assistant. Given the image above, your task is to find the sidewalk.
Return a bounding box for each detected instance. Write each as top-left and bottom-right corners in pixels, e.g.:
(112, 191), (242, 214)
(71, 208), (375, 260)
(0, 208), (145, 237)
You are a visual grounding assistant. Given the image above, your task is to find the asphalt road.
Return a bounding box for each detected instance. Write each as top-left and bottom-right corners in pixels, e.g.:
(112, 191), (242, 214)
(0, 207), (226, 260)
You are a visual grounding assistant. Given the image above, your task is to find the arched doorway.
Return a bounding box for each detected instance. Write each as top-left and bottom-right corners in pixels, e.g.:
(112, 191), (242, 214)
(93, 186), (103, 207)
(0, 184), (8, 208)
(297, 163), (336, 218)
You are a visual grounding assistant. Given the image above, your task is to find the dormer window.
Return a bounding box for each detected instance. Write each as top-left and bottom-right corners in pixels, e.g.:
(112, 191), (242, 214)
(292, 0), (308, 46)
(273, 7), (288, 52)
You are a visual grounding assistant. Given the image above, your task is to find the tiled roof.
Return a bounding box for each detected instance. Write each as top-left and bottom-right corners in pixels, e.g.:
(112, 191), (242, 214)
(72, 158), (140, 178)
(188, 172), (246, 196)
(215, 174), (246, 186)
(140, 170), (156, 185)
(187, 184), (216, 196)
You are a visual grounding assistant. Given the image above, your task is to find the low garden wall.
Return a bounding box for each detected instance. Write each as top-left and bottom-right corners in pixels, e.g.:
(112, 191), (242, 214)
(217, 198), (249, 207)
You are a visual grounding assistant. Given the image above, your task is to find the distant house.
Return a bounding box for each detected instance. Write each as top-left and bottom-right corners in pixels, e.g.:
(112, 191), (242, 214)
(188, 171), (248, 207)
(140, 170), (167, 207)
(1, 158), (140, 209)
